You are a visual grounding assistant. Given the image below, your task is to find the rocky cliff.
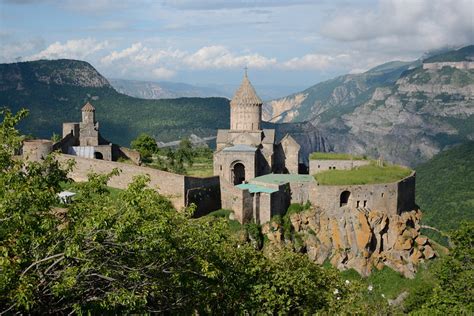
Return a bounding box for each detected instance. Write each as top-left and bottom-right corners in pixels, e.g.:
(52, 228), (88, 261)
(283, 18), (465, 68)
(264, 46), (474, 166)
(262, 208), (436, 278)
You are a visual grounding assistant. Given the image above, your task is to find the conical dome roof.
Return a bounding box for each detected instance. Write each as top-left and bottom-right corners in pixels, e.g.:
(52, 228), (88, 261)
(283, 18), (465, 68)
(230, 72), (262, 107)
(81, 102), (95, 112)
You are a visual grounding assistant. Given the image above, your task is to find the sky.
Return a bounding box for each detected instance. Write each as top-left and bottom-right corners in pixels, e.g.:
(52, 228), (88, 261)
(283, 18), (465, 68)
(0, 0), (473, 86)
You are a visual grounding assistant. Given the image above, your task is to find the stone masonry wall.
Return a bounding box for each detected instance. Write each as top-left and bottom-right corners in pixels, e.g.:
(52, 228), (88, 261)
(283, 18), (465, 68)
(57, 154), (186, 208)
(184, 176), (221, 217)
(310, 172), (416, 216)
(309, 159), (370, 174)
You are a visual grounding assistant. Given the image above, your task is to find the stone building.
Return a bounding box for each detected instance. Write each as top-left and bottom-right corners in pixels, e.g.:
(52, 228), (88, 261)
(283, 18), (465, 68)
(60, 102), (113, 160)
(55, 102), (140, 164)
(214, 72), (300, 184)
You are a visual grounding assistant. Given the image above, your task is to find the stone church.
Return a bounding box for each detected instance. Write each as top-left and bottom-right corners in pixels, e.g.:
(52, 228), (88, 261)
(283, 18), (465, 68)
(213, 72), (300, 185)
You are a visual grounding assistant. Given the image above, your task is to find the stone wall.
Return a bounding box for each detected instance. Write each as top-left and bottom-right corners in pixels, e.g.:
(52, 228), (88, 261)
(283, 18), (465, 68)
(113, 146), (141, 165)
(56, 154), (221, 214)
(310, 172), (416, 215)
(214, 150), (256, 184)
(220, 180), (253, 223)
(53, 133), (76, 153)
(57, 154), (185, 207)
(309, 159), (370, 174)
(422, 61), (474, 70)
(184, 176), (221, 217)
(22, 140), (53, 161)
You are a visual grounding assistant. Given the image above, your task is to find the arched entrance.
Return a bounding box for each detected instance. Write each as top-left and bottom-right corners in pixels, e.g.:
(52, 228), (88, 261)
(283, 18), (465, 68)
(94, 152), (103, 160)
(232, 162), (246, 185)
(340, 191), (350, 207)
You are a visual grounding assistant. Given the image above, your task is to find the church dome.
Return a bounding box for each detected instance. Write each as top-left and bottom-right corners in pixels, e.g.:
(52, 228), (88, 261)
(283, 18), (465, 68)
(230, 72), (262, 107)
(81, 102), (95, 112)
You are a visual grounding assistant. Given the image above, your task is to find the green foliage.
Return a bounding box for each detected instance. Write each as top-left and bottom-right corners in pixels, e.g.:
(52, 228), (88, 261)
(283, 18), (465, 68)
(314, 162), (412, 185)
(309, 152), (366, 160)
(409, 221), (474, 314)
(207, 209), (232, 218)
(147, 140), (213, 177)
(130, 133), (157, 162)
(416, 141), (474, 232)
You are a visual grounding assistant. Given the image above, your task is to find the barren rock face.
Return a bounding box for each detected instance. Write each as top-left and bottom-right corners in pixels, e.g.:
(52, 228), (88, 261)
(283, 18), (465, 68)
(262, 207), (436, 278)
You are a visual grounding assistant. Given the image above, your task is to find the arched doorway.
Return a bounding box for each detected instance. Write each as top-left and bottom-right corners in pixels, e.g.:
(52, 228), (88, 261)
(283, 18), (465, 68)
(232, 162), (246, 185)
(340, 191), (350, 207)
(94, 152), (103, 160)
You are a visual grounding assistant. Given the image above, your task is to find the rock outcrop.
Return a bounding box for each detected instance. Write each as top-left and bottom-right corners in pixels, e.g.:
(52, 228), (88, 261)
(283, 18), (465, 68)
(262, 208), (436, 278)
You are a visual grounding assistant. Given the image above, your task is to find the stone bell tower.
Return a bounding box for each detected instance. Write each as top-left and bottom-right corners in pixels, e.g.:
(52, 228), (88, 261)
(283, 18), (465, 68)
(79, 102), (99, 146)
(230, 69), (263, 131)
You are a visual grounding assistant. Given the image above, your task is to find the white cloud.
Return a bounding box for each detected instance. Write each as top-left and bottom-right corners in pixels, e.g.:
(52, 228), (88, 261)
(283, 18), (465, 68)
(282, 53), (351, 70)
(101, 42), (144, 64)
(29, 38), (108, 60)
(152, 67), (176, 79)
(183, 45), (277, 69)
(321, 0), (474, 51)
(99, 43), (277, 78)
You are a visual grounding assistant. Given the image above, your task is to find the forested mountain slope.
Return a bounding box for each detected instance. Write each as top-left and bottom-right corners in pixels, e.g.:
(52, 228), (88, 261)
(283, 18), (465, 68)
(0, 59), (230, 146)
(416, 141), (474, 231)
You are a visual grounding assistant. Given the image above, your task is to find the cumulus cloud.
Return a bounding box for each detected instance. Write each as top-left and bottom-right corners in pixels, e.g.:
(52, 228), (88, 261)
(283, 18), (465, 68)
(99, 43), (276, 73)
(281, 53), (351, 70)
(29, 38), (108, 60)
(321, 0), (473, 51)
(152, 67), (176, 79)
(183, 45), (276, 69)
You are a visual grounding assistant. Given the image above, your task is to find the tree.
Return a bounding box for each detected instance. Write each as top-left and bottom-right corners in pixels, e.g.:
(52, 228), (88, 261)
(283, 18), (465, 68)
(130, 133), (158, 163)
(0, 108), (360, 314)
(417, 221), (474, 313)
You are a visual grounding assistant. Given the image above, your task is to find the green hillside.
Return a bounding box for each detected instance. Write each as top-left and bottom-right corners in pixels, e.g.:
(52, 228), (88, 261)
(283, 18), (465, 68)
(0, 60), (229, 146)
(416, 141), (474, 231)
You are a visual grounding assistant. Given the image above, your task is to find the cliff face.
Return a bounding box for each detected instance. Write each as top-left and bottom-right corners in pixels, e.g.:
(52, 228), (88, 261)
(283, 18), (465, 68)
(262, 208), (437, 278)
(264, 46), (474, 167)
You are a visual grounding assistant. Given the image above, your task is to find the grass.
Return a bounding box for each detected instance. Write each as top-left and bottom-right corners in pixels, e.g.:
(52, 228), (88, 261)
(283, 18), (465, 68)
(309, 152), (366, 160)
(314, 163), (412, 185)
(340, 263), (437, 300)
(184, 156), (213, 177)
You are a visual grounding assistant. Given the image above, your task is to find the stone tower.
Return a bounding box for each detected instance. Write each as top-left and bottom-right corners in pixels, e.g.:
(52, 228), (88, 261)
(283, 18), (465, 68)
(230, 71), (263, 131)
(81, 101), (96, 124)
(79, 102), (99, 146)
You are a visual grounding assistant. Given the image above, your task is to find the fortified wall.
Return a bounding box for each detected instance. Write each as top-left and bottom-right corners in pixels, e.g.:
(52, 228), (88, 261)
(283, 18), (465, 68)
(309, 159), (370, 174)
(55, 154), (221, 214)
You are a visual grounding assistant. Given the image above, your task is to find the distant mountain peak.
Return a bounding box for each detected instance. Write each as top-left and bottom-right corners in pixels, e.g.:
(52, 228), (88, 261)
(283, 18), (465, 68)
(0, 59), (112, 91)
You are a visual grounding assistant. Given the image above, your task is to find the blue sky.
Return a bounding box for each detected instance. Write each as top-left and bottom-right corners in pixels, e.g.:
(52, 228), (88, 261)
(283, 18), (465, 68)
(0, 0), (472, 86)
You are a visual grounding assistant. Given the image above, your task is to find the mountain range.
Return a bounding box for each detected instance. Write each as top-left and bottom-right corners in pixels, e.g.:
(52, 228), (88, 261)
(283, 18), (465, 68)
(0, 45), (472, 167)
(265, 45), (474, 166)
(109, 78), (304, 101)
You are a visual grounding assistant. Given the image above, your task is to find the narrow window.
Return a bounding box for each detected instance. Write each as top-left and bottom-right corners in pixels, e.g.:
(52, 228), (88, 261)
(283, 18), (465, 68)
(220, 165), (222, 171)
(363, 200), (367, 207)
(318, 165), (320, 168)
(356, 201), (360, 208)
(381, 193), (384, 198)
